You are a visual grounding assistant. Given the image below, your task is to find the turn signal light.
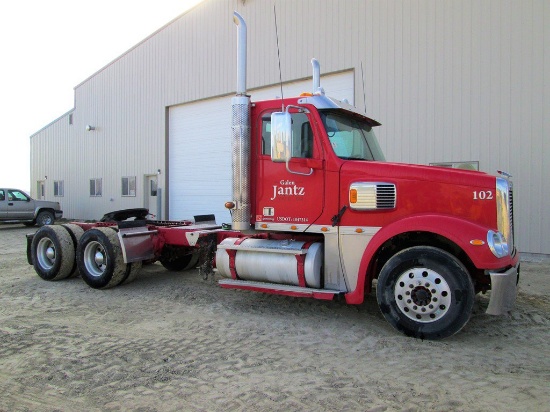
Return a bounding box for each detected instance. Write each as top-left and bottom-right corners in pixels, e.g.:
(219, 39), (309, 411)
(349, 189), (358, 204)
(470, 239), (485, 246)
(225, 201), (236, 209)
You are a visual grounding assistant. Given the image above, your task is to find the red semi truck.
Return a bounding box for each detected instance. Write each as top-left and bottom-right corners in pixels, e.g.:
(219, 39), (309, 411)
(27, 12), (519, 339)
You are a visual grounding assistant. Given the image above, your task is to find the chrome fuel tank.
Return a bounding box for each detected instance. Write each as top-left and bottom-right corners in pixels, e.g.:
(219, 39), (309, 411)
(216, 238), (323, 288)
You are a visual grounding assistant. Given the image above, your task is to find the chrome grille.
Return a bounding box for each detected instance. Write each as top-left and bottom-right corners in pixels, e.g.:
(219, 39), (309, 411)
(377, 184), (397, 209)
(496, 177), (514, 254)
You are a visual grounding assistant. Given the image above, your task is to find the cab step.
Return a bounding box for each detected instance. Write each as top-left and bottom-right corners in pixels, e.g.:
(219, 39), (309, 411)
(218, 279), (342, 300)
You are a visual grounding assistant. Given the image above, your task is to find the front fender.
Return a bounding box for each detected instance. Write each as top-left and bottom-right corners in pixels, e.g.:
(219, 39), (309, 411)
(345, 214), (515, 304)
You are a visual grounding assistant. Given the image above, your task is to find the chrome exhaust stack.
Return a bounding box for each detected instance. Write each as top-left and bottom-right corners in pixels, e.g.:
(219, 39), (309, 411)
(311, 58), (320, 93)
(230, 11), (251, 230)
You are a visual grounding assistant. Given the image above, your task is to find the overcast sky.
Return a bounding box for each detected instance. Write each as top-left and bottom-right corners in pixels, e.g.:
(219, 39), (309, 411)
(0, 0), (202, 192)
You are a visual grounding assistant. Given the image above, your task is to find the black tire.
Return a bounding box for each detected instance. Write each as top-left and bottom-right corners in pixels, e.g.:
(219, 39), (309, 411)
(119, 261), (143, 285)
(76, 227), (129, 289)
(61, 224), (85, 277)
(36, 210), (55, 226)
(376, 246), (475, 340)
(160, 252), (199, 272)
(31, 225), (75, 281)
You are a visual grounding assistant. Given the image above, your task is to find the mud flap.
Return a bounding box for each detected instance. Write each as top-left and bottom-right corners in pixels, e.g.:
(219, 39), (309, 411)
(25, 233), (34, 265)
(117, 226), (157, 263)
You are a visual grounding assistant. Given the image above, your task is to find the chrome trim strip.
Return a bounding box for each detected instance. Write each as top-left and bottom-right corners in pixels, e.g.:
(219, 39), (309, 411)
(254, 222), (382, 235)
(254, 222), (312, 232)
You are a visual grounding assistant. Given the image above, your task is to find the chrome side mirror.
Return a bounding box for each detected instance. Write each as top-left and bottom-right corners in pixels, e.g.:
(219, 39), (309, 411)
(270, 111), (292, 163)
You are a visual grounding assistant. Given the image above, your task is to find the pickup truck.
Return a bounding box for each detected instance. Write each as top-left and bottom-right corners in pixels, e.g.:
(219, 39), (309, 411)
(0, 188), (62, 226)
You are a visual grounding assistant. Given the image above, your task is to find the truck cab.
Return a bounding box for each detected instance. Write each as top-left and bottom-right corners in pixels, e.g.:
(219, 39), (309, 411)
(220, 88), (519, 339)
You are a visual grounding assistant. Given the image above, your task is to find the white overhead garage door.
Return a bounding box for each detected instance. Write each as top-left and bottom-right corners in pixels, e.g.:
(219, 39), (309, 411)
(168, 71), (354, 222)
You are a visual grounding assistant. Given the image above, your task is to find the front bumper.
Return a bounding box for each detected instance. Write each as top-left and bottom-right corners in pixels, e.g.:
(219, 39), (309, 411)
(55, 210), (63, 219)
(486, 262), (520, 315)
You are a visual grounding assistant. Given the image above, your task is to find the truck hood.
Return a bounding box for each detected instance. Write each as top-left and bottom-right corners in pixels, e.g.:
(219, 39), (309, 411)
(341, 160), (496, 189)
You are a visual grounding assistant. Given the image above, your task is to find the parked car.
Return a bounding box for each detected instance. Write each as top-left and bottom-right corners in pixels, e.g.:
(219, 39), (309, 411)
(0, 188), (62, 226)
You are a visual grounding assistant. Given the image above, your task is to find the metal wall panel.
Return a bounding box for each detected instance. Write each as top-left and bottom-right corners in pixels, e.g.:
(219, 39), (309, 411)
(30, 0), (549, 254)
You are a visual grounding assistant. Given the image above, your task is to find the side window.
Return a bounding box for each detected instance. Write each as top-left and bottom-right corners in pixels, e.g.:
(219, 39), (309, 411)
(90, 178), (102, 197)
(261, 112), (313, 158)
(54, 180), (64, 197)
(0, 190), (4, 201)
(122, 176), (136, 197)
(9, 190), (29, 201)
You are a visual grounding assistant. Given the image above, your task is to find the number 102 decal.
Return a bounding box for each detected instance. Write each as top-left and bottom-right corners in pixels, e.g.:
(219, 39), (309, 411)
(473, 190), (493, 200)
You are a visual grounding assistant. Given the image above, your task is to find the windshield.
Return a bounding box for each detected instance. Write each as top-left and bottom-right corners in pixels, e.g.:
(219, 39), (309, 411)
(320, 110), (385, 161)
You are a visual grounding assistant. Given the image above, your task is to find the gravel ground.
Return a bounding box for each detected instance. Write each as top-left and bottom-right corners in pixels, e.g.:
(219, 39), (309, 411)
(1, 224), (549, 412)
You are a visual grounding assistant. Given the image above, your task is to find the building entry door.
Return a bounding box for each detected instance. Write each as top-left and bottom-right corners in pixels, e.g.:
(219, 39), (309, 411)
(144, 175), (158, 219)
(37, 181), (45, 200)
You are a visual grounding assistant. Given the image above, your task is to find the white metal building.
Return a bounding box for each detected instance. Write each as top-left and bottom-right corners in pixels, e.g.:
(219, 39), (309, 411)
(30, 0), (549, 255)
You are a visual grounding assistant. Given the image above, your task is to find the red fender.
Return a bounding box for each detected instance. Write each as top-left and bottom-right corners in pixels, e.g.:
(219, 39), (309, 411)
(345, 214), (516, 304)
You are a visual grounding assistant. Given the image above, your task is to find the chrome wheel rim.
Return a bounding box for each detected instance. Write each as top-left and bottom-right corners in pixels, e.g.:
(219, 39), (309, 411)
(83, 241), (107, 278)
(36, 238), (56, 270)
(394, 267), (452, 323)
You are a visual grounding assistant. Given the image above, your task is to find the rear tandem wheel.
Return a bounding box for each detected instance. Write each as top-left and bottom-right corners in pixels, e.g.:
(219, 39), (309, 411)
(31, 225), (75, 281)
(76, 227), (141, 289)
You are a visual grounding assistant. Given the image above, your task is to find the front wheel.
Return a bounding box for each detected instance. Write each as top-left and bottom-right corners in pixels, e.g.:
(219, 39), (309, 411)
(376, 246), (475, 340)
(36, 210), (55, 226)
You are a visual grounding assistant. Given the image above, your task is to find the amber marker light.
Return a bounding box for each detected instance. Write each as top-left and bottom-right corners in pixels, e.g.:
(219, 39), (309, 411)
(355, 228), (364, 233)
(470, 239), (485, 246)
(260, 224), (268, 229)
(349, 188), (358, 204)
(321, 227), (328, 232)
(291, 225), (298, 230)
(225, 201), (235, 209)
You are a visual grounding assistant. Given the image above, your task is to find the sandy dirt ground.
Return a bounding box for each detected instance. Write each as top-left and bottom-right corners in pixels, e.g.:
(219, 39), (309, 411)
(1, 224), (549, 412)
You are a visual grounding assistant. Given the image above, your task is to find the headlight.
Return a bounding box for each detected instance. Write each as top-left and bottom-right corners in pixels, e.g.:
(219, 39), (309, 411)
(487, 230), (509, 258)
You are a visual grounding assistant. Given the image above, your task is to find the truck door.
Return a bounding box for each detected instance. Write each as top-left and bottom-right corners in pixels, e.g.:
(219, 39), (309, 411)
(254, 111), (325, 228)
(6, 189), (35, 220)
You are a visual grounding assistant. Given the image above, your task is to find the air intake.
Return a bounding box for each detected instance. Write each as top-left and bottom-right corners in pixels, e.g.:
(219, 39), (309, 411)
(349, 182), (396, 211)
